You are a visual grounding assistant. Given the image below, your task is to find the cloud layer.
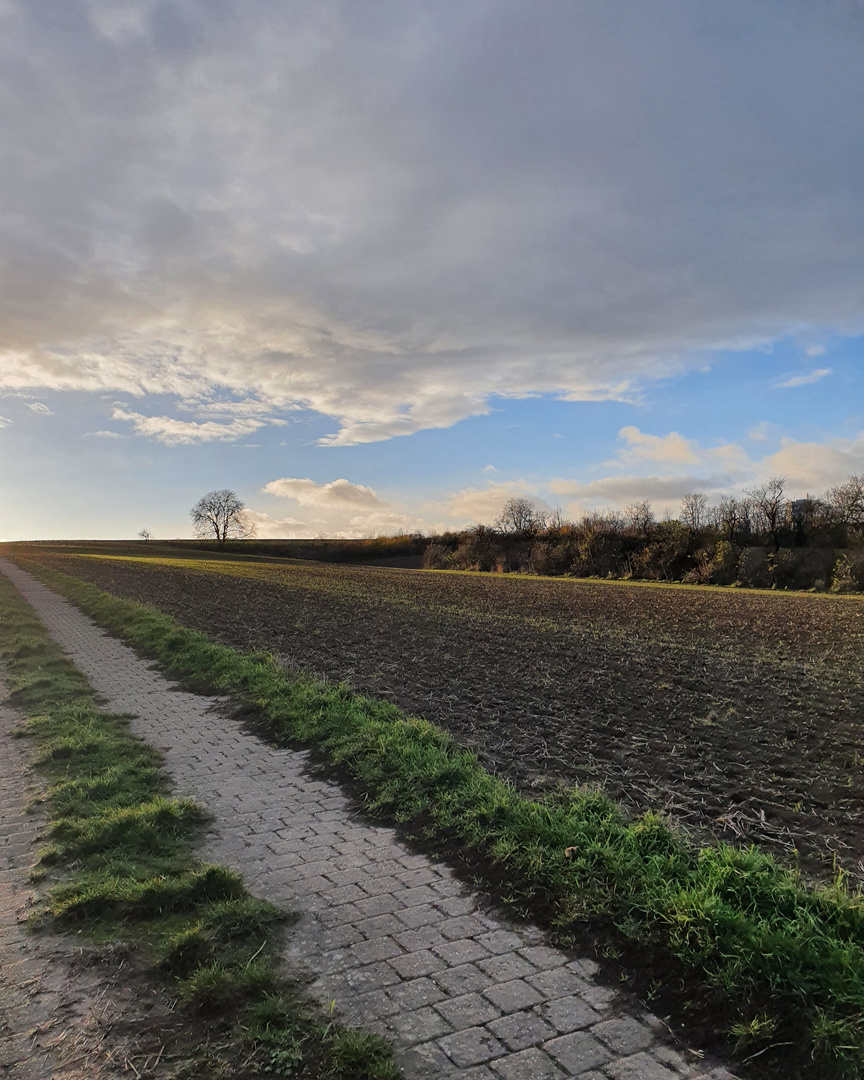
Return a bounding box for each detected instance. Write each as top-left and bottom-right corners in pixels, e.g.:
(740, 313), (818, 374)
(2, 1), (864, 443)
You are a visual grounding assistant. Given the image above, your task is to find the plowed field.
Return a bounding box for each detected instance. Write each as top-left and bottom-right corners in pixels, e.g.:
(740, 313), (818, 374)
(19, 545), (864, 882)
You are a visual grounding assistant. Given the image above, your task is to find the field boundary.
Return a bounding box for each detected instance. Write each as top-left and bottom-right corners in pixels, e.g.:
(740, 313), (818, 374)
(0, 568), (398, 1079)
(12, 555), (864, 1079)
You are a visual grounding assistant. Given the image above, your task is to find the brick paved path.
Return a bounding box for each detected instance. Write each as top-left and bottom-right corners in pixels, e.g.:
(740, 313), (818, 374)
(0, 560), (738, 1080)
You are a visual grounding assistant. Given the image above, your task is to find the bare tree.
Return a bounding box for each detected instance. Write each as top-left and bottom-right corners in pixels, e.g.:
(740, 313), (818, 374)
(826, 475), (864, 528)
(715, 496), (746, 545)
(496, 497), (545, 536)
(679, 492), (708, 534)
(138, 527), (153, 541)
(625, 500), (654, 541)
(746, 477), (786, 552)
(190, 489), (257, 545)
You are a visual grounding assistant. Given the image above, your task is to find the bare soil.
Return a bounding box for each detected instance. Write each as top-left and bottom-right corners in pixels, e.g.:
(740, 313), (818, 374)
(27, 547), (864, 882)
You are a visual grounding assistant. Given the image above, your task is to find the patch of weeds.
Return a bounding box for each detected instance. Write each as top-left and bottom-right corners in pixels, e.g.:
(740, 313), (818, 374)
(0, 572), (398, 1080)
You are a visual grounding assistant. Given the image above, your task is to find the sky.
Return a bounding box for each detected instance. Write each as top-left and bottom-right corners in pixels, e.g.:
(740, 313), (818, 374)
(1, 0), (863, 540)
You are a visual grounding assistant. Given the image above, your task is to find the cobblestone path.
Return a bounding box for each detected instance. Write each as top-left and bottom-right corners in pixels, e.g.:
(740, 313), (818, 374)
(0, 560), (738, 1080)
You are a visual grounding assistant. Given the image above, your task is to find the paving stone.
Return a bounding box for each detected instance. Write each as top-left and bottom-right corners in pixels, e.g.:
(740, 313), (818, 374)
(483, 979), (544, 1013)
(536, 993), (603, 1033)
(544, 1030), (612, 1074)
(353, 892), (405, 918)
(527, 967), (590, 998)
(439, 1025), (507, 1067)
(518, 945), (569, 970)
(434, 895), (479, 917)
(385, 977), (447, 1010)
(593, 1016), (656, 1056)
(344, 960), (401, 992)
(490, 1046), (567, 1079)
(387, 1005), (453, 1043)
(435, 991), (502, 1030)
(349, 936), (403, 965)
(434, 937), (492, 965)
(433, 962), (494, 996)
(389, 949), (447, 979)
(477, 952), (538, 982)
(487, 1009), (557, 1051)
(355, 913), (406, 939)
(395, 925), (448, 951)
(338, 988), (401, 1020)
(652, 1045), (692, 1073)
(582, 984), (617, 1011)
(478, 930), (525, 955)
(395, 903), (447, 929)
(604, 1051), (679, 1079)
(438, 914), (490, 939)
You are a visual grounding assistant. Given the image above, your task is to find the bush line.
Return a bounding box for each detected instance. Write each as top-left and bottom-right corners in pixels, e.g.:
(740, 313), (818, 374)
(15, 558), (864, 1079)
(0, 570), (398, 1080)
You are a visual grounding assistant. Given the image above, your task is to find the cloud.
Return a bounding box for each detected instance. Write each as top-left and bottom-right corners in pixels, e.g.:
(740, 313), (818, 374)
(24, 401), (52, 414)
(748, 421), (774, 441)
(0, 416), (11, 428)
(805, 344), (826, 357)
(112, 408), (265, 445)
(443, 482), (551, 524)
(762, 433), (864, 492)
(262, 477), (386, 508)
(244, 511), (308, 539)
(617, 426), (699, 465)
(84, 429), (123, 438)
(773, 368), (832, 389)
(2, 2), (864, 442)
(482, 464), (496, 472)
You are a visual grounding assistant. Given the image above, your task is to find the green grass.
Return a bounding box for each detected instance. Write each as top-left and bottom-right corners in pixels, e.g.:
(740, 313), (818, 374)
(0, 571), (398, 1080)
(11, 559), (864, 1079)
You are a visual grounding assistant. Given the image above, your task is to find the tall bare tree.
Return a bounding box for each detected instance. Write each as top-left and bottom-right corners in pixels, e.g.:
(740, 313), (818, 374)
(496, 497), (545, 536)
(746, 477), (786, 552)
(190, 489), (257, 545)
(680, 492), (708, 534)
(625, 500), (654, 541)
(826, 475), (864, 528)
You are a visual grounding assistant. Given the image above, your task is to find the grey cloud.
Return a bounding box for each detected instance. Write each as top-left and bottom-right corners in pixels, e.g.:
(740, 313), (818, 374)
(2, 1), (864, 441)
(550, 474), (731, 504)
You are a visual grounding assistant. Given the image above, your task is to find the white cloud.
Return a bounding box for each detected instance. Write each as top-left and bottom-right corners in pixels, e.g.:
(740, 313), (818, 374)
(244, 510), (308, 539)
(262, 477), (385, 508)
(443, 482), (550, 524)
(482, 464), (496, 472)
(84, 429), (123, 438)
(24, 401), (52, 414)
(0, 415), (11, 428)
(1, 3), (863, 443)
(748, 421), (774, 441)
(762, 434), (864, 492)
(805, 344), (827, 357)
(112, 408), (265, 445)
(617, 426), (699, 465)
(772, 368), (832, 389)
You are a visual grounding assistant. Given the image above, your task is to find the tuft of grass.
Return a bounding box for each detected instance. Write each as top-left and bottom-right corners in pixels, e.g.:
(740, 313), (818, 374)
(13, 557), (864, 1079)
(0, 571), (398, 1080)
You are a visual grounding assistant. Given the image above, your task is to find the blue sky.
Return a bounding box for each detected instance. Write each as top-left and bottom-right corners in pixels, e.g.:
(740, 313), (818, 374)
(1, 1), (863, 540)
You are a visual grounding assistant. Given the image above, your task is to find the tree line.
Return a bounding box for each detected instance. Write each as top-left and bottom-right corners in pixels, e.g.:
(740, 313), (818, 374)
(424, 475), (864, 591)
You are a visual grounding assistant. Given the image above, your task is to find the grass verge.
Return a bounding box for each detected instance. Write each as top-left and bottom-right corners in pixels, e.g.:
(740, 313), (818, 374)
(12, 558), (864, 1079)
(0, 569), (397, 1080)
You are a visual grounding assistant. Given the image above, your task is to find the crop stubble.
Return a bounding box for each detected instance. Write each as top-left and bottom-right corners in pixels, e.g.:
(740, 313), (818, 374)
(23, 547), (864, 882)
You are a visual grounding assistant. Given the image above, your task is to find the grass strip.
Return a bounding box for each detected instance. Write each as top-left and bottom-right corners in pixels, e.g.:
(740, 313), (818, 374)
(0, 570), (398, 1080)
(15, 558), (864, 1079)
